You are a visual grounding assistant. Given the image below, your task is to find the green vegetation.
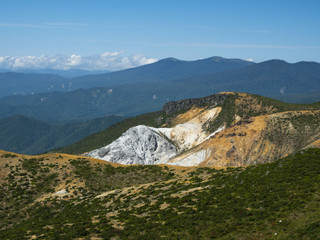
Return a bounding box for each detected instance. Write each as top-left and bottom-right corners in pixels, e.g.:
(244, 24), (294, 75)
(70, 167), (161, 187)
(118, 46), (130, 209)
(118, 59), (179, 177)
(266, 111), (320, 150)
(207, 94), (237, 132)
(0, 153), (175, 237)
(0, 114), (124, 155)
(1, 153), (17, 158)
(208, 93), (320, 133)
(1, 148), (319, 239)
(69, 158), (174, 193)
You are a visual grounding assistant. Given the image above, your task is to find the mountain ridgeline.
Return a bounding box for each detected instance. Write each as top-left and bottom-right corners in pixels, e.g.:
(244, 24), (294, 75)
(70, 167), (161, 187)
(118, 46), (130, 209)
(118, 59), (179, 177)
(72, 56), (255, 87)
(58, 92), (320, 168)
(0, 56), (253, 99)
(0, 58), (319, 121)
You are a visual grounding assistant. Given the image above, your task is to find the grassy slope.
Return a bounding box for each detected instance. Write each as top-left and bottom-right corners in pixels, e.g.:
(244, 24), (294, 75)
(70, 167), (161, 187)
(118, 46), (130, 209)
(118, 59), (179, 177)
(0, 148), (319, 239)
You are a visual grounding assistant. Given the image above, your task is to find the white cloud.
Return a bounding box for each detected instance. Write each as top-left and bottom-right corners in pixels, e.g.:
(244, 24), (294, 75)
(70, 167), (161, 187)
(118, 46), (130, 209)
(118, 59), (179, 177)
(66, 54), (83, 66)
(0, 52), (158, 71)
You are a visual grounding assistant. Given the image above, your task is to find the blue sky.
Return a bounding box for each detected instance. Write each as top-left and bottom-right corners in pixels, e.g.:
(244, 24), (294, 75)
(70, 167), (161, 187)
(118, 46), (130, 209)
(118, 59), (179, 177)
(1, 0), (320, 70)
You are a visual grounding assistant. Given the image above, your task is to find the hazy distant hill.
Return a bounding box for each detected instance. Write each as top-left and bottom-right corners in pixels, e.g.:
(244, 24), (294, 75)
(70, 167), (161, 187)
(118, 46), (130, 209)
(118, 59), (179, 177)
(70, 56), (255, 88)
(0, 68), (112, 78)
(0, 114), (124, 154)
(179, 59), (320, 98)
(0, 56), (253, 98)
(0, 72), (69, 98)
(0, 59), (319, 121)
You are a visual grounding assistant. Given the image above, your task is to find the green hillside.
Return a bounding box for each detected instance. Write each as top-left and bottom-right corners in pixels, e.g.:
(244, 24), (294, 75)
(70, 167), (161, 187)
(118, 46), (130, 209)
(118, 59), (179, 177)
(0, 115), (124, 154)
(0, 148), (319, 239)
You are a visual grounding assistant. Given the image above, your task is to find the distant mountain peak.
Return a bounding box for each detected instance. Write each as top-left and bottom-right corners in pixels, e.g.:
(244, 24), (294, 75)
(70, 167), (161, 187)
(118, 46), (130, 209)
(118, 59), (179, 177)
(261, 59), (289, 65)
(158, 57), (183, 62)
(206, 56), (225, 61)
(196, 56), (255, 63)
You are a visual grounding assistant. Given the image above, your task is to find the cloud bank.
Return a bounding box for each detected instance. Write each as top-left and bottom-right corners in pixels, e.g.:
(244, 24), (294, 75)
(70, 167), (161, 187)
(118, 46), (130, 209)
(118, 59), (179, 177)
(0, 51), (158, 71)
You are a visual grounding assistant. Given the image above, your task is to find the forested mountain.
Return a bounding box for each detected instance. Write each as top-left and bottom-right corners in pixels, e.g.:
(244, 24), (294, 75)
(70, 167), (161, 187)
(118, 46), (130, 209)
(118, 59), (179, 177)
(0, 56), (253, 98)
(0, 114), (124, 154)
(0, 59), (319, 121)
(0, 72), (68, 98)
(70, 56), (255, 88)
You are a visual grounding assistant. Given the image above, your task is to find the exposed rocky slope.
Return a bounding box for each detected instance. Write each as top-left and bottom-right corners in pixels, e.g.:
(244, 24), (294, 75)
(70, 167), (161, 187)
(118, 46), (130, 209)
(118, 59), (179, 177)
(85, 92), (320, 167)
(168, 110), (320, 167)
(86, 125), (176, 165)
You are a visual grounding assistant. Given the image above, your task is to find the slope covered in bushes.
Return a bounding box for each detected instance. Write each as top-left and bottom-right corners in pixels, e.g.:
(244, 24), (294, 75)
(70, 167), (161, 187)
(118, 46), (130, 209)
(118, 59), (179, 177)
(0, 148), (319, 239)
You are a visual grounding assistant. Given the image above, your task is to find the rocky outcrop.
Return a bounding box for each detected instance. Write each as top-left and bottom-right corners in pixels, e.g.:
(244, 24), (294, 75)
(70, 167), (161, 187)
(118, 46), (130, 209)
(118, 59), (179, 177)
(151, 107), (222, 151)
(163, 93), (228, 114)
(86, 106), (223, 166)
(167, 110), (320, 167)
(85, 93), (320, 167)
(85, 125), (177, 165)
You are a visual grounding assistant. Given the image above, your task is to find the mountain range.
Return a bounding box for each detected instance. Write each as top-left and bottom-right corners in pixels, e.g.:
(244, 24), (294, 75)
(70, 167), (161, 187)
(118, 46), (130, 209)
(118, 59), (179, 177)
(71, 56), (255, 88)
(0, 57), (319, 122)
(0, 56), (253, 99)
(0, 68), (111, 78)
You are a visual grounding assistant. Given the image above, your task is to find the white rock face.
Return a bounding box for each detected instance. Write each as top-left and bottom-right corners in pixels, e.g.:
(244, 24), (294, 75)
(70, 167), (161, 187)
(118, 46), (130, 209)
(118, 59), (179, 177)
(53, 189), (68, 196)
(86, 125), (177, 165)
(151, 107), (221, 151)
(167, 149), (208, 167)
(86, 107), (225, 166)
(166, 127), (224, 167)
